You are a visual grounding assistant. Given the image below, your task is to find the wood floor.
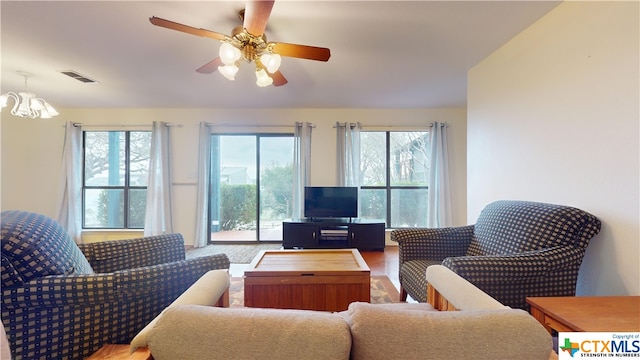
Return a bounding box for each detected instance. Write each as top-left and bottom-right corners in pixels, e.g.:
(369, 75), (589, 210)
(230, 246), (401, 290)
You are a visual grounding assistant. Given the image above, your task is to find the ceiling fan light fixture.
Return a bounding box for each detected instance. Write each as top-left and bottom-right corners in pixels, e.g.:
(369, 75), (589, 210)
(255, 68), (273, 87)
(219, 42), (242, 65)
(260, 53), (281, 73)
(218, 64), (239, 80)
(149, 9), (331, 88)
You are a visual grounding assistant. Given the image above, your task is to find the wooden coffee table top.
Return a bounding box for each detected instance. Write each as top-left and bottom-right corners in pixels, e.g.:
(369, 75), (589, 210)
(245, 249), (370, 277)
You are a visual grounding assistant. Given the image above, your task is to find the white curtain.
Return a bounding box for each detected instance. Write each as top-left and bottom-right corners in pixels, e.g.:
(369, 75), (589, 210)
(55, 122), (83, 243)
(292, 122), (313, 219)
(336, 122), (361, 187)
(143, 121), (174, 236)
(194, 122), (211, 248)
(426, 122), (452, 227)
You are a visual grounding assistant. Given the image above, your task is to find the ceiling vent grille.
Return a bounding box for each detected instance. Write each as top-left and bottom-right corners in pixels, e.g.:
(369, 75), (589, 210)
(60, 70), (97, 83)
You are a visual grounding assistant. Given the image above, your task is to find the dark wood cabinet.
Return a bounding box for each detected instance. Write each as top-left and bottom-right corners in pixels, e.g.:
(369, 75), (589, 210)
(283, 219), (385, 251)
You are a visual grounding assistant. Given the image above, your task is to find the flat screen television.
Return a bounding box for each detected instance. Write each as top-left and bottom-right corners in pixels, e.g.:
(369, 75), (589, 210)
(304, 186), (358, 219)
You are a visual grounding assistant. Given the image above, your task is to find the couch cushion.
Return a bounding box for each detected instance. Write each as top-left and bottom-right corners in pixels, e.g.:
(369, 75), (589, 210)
(344, 302), (552, 360)
(147, 305), (352, 360)
(1, 210), (93, 285)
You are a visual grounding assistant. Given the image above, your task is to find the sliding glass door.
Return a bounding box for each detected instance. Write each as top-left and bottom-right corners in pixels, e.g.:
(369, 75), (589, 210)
(209, 133), (293, 242)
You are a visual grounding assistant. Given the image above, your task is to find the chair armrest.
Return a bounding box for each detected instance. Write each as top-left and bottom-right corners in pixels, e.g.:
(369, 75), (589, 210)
(2, 274), (118, 308)
(391, 225), (474, 263)
(114, 254), (230, 297)
(442, 246), (584, 282)
(130, 269), (230, 352)
(425, 265), (506, 311)
(79, 233), (187, 272)
(443, 246), (586, 309)
(1, 254), (230, 308)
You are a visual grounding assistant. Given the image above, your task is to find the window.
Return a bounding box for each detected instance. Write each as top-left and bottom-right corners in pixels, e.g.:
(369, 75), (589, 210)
(209, 133), (294, 242)
(359, 131), (429, 228)
(83, 131), (151, 228)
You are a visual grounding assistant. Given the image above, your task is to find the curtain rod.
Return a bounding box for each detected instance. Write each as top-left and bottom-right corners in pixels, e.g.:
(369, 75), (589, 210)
(68, 122), (180, 128)
(333, 122), (448, 129)
(205, 122), (315, 128)
(333, 122), (361, 129)
(430, 122), (448, 128)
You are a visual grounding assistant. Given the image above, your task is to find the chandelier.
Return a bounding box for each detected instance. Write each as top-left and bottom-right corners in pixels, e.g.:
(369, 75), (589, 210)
(217, 27), (282, 87)
(0, 71), (59, 119)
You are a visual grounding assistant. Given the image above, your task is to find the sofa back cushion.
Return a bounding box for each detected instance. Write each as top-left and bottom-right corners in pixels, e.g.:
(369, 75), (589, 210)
(147, 305), (352, 360)
(1, 210), (93, 286)
(343, 302), (551, 360)
(467, 200), (601, 256)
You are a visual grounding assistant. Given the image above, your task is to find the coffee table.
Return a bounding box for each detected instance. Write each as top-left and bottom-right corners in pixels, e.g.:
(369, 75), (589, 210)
(526, 296), (640, 333)
(244, 248), (370, 312)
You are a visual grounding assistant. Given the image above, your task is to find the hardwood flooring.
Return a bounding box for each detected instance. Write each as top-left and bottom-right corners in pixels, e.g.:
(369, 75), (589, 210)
(360, 246), (400, 289)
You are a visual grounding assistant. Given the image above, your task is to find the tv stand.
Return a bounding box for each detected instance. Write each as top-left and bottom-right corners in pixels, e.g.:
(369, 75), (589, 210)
(308, 217), (353, 223)
(282, 219), (385, 251)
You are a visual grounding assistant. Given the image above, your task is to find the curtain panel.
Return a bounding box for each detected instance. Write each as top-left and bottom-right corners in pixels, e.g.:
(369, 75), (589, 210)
(194, 122), (211, 248)
(143, 121), (174, 236)
(292, 122), (313, 220)
(336, 122), (361, 187)
(426, 122), (452, 228)
(55, 122), (83, 243)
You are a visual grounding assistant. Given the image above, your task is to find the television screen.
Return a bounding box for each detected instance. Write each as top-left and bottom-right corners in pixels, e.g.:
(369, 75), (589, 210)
(304, 187), (358, 218)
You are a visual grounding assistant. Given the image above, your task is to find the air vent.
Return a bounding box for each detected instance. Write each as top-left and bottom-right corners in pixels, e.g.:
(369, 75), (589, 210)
(60, 70), (98, 83)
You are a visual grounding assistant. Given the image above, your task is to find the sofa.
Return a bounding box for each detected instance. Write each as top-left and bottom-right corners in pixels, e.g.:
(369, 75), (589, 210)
(1, 210), (230, 360)
(132, 265), (553, 360)
(392, 200), (601, 309)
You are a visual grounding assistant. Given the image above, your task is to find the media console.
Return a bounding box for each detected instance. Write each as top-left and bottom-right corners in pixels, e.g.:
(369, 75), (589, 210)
(282, 219), (385, 251)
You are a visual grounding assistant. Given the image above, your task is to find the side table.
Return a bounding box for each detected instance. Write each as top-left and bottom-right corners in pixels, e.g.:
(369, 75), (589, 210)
(526, 296), (640, 333)
(86, 344), (152, 360)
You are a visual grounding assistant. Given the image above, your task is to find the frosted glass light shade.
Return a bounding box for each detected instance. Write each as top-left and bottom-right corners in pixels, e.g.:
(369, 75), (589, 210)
(260, 53), (281, 74)
(219, 43), (241, 66)
(218, 65), (239, 80)
(255, 68), (273, 87)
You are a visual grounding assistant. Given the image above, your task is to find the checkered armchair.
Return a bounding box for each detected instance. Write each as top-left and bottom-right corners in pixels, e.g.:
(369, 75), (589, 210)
(391, 200), (601, 309)
(1, 210), (230, 360)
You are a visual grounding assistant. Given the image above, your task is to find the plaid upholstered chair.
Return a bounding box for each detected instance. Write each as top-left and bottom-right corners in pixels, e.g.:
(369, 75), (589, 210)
(1, 210), (230, 360)
(391, 200), (601, 309)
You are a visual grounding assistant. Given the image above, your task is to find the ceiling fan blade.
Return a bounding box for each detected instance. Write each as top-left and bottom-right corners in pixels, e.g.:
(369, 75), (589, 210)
(243, 0), (274, 36)
(271, 42), (331, 62)
(270, 70), (288, 87)
(149, 16), (227, 41)
(196, 58), (223, 74)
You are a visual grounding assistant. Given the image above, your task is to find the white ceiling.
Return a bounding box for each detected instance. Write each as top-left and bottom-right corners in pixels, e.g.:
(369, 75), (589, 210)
(1, 1), (560, 110)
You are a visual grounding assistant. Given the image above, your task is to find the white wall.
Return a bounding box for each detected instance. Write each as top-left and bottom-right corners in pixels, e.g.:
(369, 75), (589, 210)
(468, 1), (639, 296)
(1, 107), (467, 245)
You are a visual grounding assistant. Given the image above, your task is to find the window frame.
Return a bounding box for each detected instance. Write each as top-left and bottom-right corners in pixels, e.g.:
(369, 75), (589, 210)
(82, 130), (150, 229)
(207, 132), (295, 243)
(359, 130), (430, 228)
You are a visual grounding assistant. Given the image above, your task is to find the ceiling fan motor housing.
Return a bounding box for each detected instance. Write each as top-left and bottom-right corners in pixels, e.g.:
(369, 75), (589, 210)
(232, 30), (269, 63)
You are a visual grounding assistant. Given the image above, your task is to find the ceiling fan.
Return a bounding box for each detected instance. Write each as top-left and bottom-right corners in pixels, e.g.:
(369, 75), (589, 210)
(149, 0), (331, 87)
